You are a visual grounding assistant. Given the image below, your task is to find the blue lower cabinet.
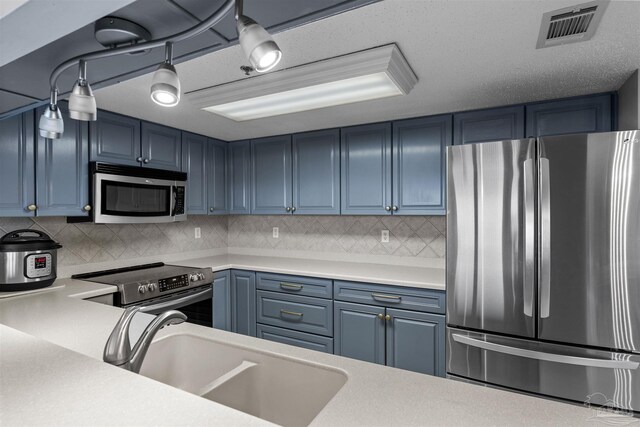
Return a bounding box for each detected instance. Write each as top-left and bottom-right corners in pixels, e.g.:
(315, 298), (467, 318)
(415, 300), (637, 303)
(36, 102), (90, 217)
(0, 111), (35, 217)
(386, 308), (445, 377)
(453, 105), (525, 145)
(526, 94), (613, 137)
(213, 270), (231, 331)
(257, 324), (334, 354)
(181, 132), (208, 214)
(231, 270), (256, 336)
(334, 301), (385, 365)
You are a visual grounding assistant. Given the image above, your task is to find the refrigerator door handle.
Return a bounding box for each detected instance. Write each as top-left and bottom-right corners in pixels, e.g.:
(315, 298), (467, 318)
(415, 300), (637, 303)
(539, 157), (551, 318)
(523, 159), (535, 317)
(452, 334), (639, 370)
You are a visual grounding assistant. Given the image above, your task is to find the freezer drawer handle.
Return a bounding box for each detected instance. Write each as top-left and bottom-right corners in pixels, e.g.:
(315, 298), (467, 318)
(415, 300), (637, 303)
(371, 293), (402, 303)
(452, 334), (639, 370)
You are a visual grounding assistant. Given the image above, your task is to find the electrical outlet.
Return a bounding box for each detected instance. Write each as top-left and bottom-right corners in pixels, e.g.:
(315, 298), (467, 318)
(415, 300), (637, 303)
(194, 227), (201, 239)
(381, 229), (389, 243)
(272, 227), (279, 238)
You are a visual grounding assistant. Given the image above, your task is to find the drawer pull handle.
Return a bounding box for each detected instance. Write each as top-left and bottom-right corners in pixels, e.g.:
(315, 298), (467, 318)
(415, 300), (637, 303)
(280, 309), (303, 317)
(280, 282), (303, 291)
(371, 293), (402, 302)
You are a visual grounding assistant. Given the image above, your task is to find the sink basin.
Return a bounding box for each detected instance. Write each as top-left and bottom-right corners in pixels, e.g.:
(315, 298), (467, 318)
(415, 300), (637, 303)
(140, 333), (347, 426)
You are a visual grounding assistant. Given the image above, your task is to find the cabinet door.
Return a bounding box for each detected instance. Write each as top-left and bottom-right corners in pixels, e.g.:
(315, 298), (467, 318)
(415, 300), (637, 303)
(386, 309), (446, 377)
(36, 102), (89, 217)
(207, 138), (227, 215)
(213, 270), (231, 331)
(526, 94), (613, 137)
(227, 141), (251, 214)
(181, 132), (208, 215)
(231, 270), (256, 336)
(0, 111), (35, 217)
(292, 129), (340, 215)
(453, 105), (525, 145)
(334, 301), (385, 365)
(392, 115), (450, 215)
(341, 123), (392, 215)
(251, 135), (292, 214)
(90, 110), (140, 166)
(141, 121), (182, 171)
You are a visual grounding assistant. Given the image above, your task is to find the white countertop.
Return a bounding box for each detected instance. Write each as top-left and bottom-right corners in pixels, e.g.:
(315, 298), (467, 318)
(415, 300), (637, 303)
(0, 258), (615, 426)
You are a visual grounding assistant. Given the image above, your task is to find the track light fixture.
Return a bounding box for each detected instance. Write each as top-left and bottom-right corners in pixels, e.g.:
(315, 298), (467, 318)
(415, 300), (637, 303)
(150, 42), (181, 107)
(235, 0), (282, 73)
(38, 90), (64, 139)
(68, 60), (97, 121)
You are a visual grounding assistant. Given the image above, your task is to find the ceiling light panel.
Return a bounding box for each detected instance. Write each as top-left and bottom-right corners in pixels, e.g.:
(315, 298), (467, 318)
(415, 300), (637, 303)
(188, 44), (417, 121)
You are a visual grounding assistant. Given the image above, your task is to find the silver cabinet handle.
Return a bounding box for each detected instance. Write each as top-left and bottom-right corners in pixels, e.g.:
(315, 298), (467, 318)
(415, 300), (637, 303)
(280, 309), (303, 317)
(452, 334), (639, 370)
(209, 207), (214, 212)
(539, 157), (551, 318)
(385, 206), (391, 211)
(523, 158), (535, 317)
(392, 205), (398, 211)
(285, 206), (291, 212)
(371, 293), (401, 302)
(291, 206), (296, 212)
(280, 282), (303, 291)
(26, 204), (37, 212)
(143, 158), (150, 164)
(136, 156), (143, 162)
(83, 204), (92, 212)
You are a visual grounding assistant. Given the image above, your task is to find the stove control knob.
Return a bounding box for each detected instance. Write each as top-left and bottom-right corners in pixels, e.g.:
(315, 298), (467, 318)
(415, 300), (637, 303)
(197, 273), (205, 281)
(189, 273), (198, 282)
(148, 282), (157, 292)
(137, 284), (146, 294)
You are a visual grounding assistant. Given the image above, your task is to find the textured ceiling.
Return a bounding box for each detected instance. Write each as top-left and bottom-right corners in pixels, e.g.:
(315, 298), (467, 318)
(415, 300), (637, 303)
(94, 0), (640, 141)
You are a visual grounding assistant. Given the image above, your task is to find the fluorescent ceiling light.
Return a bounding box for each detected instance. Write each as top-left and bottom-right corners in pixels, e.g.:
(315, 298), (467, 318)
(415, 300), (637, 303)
(187, 44), (417, 121)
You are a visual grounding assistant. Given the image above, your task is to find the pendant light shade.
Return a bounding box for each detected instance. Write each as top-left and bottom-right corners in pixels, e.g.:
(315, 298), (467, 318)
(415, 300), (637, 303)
(150, 42), (181, 107)
(237, 15), (282, 73)
(38, 104), (64, 139)
(68, 61), (97, 121)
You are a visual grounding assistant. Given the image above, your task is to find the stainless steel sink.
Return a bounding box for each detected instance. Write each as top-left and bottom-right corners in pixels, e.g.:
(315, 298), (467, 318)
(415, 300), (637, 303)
(140, 333), (348, 426)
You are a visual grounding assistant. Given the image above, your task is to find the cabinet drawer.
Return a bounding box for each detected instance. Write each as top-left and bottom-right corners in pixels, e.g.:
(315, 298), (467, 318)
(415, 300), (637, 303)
(256, 291), (333, 337)
(257, 324), (334, 354)
(257, 272), (332, 299)
(334, 281), (445, 314)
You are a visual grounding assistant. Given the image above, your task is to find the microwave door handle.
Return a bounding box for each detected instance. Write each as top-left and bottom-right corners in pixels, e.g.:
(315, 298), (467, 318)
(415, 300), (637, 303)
(138, 286), (212, 314)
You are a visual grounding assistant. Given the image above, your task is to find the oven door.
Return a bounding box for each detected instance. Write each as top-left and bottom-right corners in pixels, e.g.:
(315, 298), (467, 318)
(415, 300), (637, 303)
(136, 285), (213, 327)
(93, 173), (184, 224)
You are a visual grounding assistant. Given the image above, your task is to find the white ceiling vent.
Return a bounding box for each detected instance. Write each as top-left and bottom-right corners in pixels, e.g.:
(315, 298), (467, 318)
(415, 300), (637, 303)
(536, 1), (608, 49)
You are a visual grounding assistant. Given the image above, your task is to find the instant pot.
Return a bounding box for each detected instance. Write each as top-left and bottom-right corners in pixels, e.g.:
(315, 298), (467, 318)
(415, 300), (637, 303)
(0, 229), (62, 292)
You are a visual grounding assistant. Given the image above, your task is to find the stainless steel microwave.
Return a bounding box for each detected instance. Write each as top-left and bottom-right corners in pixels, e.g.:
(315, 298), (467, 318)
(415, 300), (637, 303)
(91, 162), (187, 224)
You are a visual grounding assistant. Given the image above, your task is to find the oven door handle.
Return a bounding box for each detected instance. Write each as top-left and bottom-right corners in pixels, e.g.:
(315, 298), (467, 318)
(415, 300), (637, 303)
(139, 286), (212, 314)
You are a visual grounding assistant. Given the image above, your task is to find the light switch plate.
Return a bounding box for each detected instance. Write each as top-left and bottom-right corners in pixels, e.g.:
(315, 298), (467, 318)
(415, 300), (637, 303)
(381, 229), (389, 243)
(194, 227), (201, 239)
(273, 227), (279, 238)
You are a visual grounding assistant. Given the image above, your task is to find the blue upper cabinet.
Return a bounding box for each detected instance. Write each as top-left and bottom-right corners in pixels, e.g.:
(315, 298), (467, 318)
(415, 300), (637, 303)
(341, 123), (392, 215)
(526, 94), (613, 137)
(181, 132), (208, 215)
(36, 102), (90, 217)
(90, 110), (141, 166)
(292, 129), (340, 215)
(251, 135), (292, 215)
(141, 122), (182, 171)
(228, 140), (251, 214)
(453, 105), (525, 145)
(208, 138), (228, 215)
(0, 111), (35, 217)
(392, 115), (451, 215)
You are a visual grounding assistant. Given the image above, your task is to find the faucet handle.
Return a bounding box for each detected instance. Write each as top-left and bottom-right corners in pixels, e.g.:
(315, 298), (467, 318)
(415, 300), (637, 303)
(103, 306), (141, 367)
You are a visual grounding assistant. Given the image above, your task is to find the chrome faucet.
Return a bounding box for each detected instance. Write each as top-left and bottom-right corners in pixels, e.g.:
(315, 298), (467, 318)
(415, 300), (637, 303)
(103, 306), (187, 373)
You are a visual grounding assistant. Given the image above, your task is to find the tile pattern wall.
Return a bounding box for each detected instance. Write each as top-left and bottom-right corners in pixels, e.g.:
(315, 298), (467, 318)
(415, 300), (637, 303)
(0, 216), (228, 267)
(228, 215), (446, 258)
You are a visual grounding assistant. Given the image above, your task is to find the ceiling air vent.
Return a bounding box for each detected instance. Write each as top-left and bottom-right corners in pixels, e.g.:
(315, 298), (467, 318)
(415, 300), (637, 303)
(536, 0), (608, 49)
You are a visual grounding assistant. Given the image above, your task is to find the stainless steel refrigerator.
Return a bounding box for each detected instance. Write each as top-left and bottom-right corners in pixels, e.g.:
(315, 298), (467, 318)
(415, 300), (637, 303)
(446, 130), (640, 411)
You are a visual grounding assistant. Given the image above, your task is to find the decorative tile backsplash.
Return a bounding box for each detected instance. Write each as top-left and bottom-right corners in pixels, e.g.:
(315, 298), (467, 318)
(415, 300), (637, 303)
(228, 215), (446, 259)
(0, 215), (445, 268)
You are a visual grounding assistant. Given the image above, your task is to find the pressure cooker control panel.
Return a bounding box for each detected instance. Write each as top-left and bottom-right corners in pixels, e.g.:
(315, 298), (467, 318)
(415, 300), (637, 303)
(25, 253), (52, 278)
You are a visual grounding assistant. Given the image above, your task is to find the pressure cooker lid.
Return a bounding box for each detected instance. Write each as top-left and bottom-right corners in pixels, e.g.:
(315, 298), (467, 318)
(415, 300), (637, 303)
(0, 229), (62, 252)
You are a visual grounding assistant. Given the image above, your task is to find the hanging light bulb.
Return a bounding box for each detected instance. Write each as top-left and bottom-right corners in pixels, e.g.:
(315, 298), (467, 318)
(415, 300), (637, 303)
(38, 90), (64, 139)
(235, 0), (282, 73)
(68, 60), (97, 121)
(150, 42), (180, 107)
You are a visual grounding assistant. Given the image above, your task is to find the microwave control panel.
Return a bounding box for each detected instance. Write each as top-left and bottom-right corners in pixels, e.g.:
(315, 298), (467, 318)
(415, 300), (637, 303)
(174, 186), (185, 215)
(25, 253), (52, 278)
(159, 274), (189, 292)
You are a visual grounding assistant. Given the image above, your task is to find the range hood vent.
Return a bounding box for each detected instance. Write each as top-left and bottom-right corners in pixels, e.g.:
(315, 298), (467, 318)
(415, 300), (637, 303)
(536, 1), (608, 49)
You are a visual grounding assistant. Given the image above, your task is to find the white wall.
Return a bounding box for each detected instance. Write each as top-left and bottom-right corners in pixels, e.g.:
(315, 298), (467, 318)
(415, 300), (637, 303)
(618, 70), (640, 130)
